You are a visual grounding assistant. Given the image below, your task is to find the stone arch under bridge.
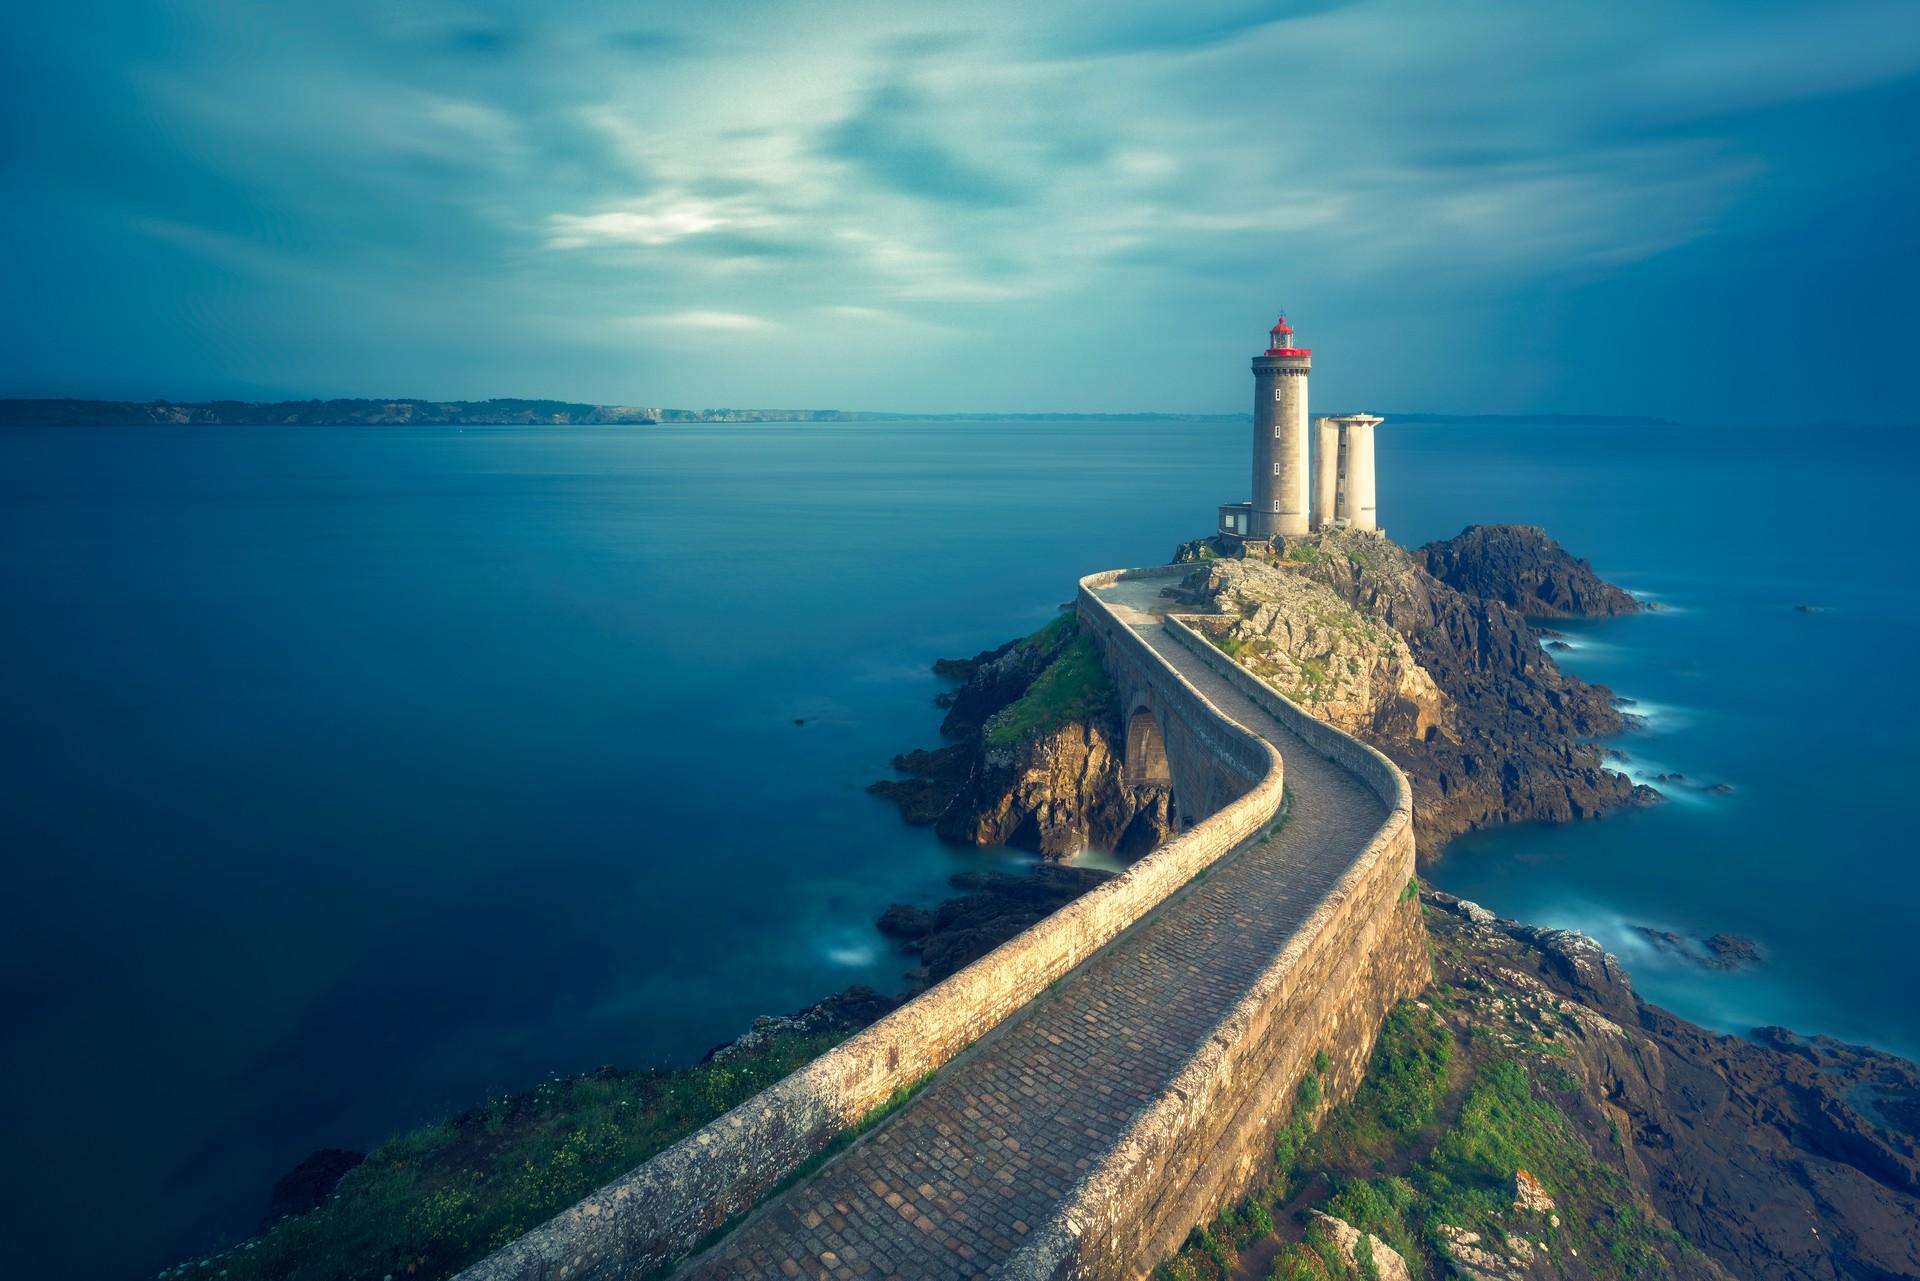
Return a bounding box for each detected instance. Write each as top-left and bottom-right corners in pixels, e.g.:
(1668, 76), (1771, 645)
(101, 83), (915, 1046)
(1124, 703), (1171, 788)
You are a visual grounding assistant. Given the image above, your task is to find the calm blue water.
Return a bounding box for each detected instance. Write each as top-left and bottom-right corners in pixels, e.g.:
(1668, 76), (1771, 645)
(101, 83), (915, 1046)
(0, 419), (1913, 1279)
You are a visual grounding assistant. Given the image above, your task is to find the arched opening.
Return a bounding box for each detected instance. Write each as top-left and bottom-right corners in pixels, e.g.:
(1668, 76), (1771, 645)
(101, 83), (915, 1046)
(1124, 707), (1171, 788)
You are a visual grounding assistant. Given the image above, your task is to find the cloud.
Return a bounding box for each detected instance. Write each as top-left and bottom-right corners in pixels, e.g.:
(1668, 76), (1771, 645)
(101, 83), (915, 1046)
(822, 84), (1024, 207)
(625, 310), (777, 332)
(544, 191), (806, 250)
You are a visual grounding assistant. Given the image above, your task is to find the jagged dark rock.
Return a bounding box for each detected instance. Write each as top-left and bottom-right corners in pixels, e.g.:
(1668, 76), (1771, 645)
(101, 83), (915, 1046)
(1634, 927), (1765, 972)
(885, 864), (1116, 988)
(875, 903), (938, 940)
(701, 985), (899, 1066)
(935, 625), (1072, 740)
(866, 743), (975, 827)
(1178, 526), (1656, 856)
(1418, 524), (1644, 619)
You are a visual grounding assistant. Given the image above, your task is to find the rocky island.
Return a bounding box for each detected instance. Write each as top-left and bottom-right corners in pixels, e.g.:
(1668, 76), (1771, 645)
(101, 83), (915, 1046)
(870, 522), (1656, 985)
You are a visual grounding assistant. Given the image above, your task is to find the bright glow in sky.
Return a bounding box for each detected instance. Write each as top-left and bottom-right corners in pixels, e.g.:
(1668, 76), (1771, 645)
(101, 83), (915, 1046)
(4, 0), (1917, 420)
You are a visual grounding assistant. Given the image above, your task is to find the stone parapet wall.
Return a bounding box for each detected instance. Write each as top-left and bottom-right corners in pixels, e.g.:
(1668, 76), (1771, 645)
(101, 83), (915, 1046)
(1077, 568), (1278, 819)
(1163, 612), (1412, 818)
(1001, 612), (1426, 1280)
(455, 581), (1288, 1281)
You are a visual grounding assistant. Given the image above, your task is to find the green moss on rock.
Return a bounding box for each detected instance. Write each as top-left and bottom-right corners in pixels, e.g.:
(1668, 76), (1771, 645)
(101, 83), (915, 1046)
(983, 624), (1120, 752)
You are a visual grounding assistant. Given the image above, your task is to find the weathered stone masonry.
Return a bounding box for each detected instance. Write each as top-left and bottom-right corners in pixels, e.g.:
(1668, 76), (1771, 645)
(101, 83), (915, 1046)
(455, 565), (1426, 1281)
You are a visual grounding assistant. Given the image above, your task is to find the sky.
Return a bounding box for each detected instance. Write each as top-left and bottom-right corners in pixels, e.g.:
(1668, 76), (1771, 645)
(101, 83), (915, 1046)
(3, 0), (1917, 421)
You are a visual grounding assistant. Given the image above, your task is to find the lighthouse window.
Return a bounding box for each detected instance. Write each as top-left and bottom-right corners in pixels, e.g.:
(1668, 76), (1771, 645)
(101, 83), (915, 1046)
(1274, 388), (1282, 401)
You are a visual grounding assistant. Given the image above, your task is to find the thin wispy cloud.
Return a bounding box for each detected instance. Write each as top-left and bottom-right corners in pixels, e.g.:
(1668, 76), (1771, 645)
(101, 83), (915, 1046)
(548, 201), (745, 249)
(625, 310), (777, 332)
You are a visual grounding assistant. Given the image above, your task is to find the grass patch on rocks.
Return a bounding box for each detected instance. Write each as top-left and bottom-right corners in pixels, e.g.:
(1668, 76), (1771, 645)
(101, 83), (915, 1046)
(984, 620), (1120, 752)
(166, 1031), (850, 1281)
(1155, 997), (1697, 1281)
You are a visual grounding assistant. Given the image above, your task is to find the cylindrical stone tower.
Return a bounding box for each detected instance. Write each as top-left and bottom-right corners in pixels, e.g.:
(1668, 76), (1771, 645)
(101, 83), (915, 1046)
(1331, 413), (1384, 531)
(1311, 416), (1341, 530)
(1251, 315), (1311, 538)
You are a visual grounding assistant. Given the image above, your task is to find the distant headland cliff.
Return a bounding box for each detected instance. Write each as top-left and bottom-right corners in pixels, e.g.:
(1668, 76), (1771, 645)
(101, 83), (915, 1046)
(0, 398), (1674, 427)
(0, 398), (1248, 426)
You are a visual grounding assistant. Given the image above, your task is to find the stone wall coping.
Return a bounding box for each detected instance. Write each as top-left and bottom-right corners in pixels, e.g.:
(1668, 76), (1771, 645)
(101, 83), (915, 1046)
(455, 569), (1288, 1281)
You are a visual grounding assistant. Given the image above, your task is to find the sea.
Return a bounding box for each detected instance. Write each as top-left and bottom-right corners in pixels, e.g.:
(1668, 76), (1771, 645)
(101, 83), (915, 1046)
(1, 417), (1914, 1279)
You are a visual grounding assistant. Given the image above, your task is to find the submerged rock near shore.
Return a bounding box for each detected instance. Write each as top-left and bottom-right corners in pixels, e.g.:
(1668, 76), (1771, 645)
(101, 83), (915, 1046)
(878, 863), (1116, 989)
(1630, 925), (1766, 971)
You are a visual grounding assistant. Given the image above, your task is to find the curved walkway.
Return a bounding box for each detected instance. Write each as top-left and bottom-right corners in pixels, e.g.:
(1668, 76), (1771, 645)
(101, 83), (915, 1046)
(676, 579), (1386, 1280)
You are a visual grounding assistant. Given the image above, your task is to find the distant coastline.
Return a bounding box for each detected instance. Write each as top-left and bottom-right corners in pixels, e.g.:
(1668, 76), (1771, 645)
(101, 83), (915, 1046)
(0, 398), (1680, 428)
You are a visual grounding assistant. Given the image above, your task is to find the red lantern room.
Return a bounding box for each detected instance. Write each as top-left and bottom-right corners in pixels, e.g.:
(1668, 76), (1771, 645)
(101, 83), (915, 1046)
(1263, 314), (1310, 358)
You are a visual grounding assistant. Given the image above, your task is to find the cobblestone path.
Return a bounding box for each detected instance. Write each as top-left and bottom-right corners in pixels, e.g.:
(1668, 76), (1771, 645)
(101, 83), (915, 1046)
(675, 582), (1386, 1281)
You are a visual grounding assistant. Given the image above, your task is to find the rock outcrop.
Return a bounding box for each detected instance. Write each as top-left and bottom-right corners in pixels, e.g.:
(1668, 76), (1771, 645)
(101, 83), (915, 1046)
(701, 986), (899, 1066)
(883, 524), (1655, 870)
(1165, 558), (1448, 743)
(877, 863), (1117, 988)
(1312, 1211), (1413, 1281)
(267, 1149), (365, 1223)
(870, 615), (1172, 859)
(1418, 524), (1644, 619)
(1174, 526), (1655, 855)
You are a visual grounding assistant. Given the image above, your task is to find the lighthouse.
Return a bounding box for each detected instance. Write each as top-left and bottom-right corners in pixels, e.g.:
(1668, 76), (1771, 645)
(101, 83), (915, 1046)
(1217, 310), (1386, 545)
(1251, 315), (1312, 538)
